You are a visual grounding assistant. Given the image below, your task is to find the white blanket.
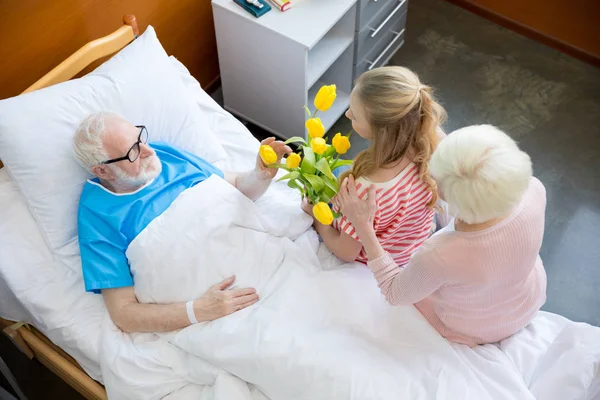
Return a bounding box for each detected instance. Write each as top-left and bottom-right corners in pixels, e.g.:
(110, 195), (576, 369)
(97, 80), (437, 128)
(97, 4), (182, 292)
(100, 176), (600, 400)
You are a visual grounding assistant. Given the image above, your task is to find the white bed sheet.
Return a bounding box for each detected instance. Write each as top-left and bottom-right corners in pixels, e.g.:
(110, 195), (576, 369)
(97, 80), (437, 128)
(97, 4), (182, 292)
(0, 166), (105, 379)
(0, 57), (599, 399)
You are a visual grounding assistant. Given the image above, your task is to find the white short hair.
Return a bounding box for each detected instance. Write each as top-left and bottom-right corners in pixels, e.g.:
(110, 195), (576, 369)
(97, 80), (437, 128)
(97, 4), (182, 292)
(430, 125), (532, 224)
(72, 112), (120, 172)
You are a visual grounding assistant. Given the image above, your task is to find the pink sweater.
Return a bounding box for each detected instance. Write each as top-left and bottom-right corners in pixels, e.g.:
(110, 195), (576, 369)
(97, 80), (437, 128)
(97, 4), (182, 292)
(368, 177), (547, 346)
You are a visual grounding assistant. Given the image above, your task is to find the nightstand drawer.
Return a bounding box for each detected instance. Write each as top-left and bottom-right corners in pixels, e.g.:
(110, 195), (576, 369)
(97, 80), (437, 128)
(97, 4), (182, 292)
(356, 6), (407, 61)
(358, 0), (406, 31)
(355, 26), (405, 78)
(358, 0), (391, 30)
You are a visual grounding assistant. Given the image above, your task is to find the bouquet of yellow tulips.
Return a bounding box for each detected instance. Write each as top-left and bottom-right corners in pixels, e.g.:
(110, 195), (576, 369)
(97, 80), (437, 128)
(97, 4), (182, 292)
(259, 84), (352, 225)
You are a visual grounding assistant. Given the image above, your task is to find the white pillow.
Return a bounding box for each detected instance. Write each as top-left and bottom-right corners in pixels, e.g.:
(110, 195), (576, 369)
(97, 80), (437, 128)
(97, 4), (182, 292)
(0, 26), (228, 252)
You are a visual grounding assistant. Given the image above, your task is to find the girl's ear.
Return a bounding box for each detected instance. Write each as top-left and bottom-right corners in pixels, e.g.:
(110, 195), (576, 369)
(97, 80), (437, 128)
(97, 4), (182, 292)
(91, 164), (114, 181)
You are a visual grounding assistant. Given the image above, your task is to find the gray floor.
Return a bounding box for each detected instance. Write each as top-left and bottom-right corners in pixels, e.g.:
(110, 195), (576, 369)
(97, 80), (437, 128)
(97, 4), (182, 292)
(330, 0), (600, 326)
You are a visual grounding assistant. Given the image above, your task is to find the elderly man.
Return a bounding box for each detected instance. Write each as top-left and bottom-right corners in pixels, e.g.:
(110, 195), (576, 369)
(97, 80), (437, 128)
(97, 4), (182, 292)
(72, 112), (291, 333)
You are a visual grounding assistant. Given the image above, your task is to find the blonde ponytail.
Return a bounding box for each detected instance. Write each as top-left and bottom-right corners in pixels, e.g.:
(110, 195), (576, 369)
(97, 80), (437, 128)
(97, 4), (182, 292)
(340, 66), (446, 208)
(412, 85), (446, 207)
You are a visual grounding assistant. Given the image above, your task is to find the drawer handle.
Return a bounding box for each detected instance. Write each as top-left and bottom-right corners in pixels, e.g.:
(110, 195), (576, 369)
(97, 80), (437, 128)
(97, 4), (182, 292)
(369, 0), (407, 38)
(366, 29), (405, 70)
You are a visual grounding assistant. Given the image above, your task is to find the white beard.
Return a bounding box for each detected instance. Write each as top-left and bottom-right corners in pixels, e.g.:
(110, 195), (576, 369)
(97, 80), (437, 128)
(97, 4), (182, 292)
(111, 155), (162, 189)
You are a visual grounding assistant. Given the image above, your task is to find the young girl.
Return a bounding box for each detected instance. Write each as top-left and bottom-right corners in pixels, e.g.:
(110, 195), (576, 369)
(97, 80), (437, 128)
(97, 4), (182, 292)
(303, 66), (446, 265)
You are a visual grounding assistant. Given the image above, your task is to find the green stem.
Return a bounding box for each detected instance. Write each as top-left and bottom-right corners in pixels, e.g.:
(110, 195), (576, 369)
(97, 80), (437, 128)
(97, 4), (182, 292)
(298, 185), (306, 197)
(267, 163), (290, 171)
(297, 175), (311, 188)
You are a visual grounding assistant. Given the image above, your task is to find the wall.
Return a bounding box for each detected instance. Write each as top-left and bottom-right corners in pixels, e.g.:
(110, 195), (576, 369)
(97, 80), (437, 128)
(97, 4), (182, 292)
(446, 0), (600, 66)
(0, 0), (220, 100)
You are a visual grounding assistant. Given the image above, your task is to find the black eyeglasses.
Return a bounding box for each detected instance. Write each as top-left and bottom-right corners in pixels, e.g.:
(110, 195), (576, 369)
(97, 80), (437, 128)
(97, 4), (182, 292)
(100, 125), (148, 165)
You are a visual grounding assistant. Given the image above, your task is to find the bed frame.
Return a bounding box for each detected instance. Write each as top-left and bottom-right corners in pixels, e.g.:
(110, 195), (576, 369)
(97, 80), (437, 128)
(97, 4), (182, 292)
(0, 15), (141, 400)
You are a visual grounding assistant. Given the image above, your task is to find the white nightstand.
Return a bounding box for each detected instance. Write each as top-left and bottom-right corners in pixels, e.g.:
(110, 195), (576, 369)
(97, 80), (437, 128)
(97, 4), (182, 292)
(212, 0), (408, 140)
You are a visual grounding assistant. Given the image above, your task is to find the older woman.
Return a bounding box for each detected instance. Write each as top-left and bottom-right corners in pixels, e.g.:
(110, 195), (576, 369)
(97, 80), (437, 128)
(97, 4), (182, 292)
(335, 125), (547, 346)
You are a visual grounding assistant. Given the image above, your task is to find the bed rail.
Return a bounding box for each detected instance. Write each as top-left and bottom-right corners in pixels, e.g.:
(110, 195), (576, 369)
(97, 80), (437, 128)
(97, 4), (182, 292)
(1, 318), (107, 399)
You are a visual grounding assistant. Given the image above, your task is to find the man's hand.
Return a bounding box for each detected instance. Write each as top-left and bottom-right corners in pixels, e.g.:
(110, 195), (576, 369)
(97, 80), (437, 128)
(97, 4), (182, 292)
(255, 137), (292, 181)
(224, 137), (291, 201)
(194, 276), (259, 321)
(102, 277), (259, 333)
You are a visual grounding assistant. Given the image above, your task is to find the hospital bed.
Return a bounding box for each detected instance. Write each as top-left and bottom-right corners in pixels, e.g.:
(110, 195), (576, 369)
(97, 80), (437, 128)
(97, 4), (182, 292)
(0, 14), (286, 398)
(0, 13), (599, 400)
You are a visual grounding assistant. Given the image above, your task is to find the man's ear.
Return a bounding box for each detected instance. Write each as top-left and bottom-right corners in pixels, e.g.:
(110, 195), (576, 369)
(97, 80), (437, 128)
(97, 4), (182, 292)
(91, 164), (114, 181)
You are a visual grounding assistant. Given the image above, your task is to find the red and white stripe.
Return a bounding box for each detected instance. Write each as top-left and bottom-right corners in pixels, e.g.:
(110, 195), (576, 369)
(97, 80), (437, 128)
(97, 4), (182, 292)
(334, 163), (434, 266)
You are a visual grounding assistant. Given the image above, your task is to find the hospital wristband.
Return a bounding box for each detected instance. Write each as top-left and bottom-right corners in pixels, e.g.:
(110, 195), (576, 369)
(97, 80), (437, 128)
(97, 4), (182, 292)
(186, 300), (198, 324)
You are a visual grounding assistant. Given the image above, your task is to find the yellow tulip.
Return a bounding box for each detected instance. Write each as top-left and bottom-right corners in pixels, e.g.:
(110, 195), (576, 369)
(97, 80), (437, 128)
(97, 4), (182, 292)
(314, 85), (337, 112)
(259, 145), (277, 165)
(311, 137), (327, 155)
(286, 153), (301, 169)
(313, 202), (334, 225)
(332, 133), (351, 155)
(305, 117), (325, 138)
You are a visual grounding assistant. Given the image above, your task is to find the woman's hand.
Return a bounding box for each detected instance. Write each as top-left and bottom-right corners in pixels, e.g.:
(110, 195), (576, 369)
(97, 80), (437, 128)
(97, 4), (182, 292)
(336, 175), (377, 232)
(256, 137), (292, 180)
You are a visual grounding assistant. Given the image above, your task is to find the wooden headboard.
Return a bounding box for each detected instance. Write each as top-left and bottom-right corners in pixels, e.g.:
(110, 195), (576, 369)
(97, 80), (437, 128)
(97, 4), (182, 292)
(0, 0), (220, 100)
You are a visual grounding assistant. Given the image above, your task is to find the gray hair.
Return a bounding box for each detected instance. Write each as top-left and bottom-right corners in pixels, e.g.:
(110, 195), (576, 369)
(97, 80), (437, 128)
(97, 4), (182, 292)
(72, 112), (121, 172)
(430, 125), (532, 224)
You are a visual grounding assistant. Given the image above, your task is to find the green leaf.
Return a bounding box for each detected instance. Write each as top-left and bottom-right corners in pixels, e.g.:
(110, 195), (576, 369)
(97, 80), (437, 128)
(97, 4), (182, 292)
(331, 159), (353, 170)
(277, 171), (300, 182)
(319, 192), (332, 203)
(322, 175), (340, 193)
(320, 185), (336, 203)
(296, 174), (309, 186)
(300, 146), (316, 174)
(284, 136), (307, 146)
(304, 174), (326, 193)
(315, 158), (336, 181)
(287, 179), (301, 190)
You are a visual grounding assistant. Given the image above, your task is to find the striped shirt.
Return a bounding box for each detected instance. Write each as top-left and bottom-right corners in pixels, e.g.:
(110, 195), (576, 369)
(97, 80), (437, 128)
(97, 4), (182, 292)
(333, 163), (434, 266)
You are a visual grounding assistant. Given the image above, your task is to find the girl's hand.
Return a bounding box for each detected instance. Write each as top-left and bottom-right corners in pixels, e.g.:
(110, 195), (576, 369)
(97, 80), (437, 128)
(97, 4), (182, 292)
(336, 175), (377, 231)
(301, 197), (314, 219)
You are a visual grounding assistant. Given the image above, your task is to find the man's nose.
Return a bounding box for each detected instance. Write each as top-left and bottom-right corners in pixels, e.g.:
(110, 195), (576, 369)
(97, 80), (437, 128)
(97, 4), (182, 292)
(139, 143), (154, 158)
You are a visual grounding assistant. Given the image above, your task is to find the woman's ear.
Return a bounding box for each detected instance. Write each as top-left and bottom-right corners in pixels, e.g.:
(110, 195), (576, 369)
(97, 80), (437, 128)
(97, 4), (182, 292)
(91, 164), (114, 181)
